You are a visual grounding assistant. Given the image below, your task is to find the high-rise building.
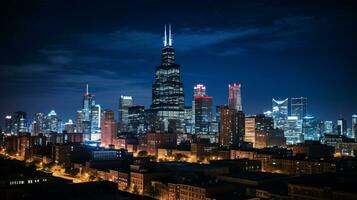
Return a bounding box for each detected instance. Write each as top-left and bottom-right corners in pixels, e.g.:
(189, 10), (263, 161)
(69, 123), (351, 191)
(183, 106), (194, 134)
(291, 97), (307, 119)
(101, 109), (118, 147)
(11, 111), (28, 134)
(253, 114), (286, 148)
(272, 98), (288, 130)
(192, 84), (207, 134)
(128, 105), (146, 134)
(246, 114), (285, 148)
(4, 115), (12, 134)
(151, 24), (184, 132)
(44, 110), (59, 133)
(91, 104), (101, 133)
(228, 83), (242, 111)
(118, 96), (133, 132)
(194, 84), (206, 97)
(75, 110), (85, 133)
(285, 116), (303, 144)
(64, 119), (75, 133)
(323, 121), (333, 135)
(219, 106), (245, 147)
(353, 115), (357, 140)
(194, 96), (213, 134)
(337, 118), (347, 136)
(83, 84), (95, 122)
(302, 116), (319, 141)
(32, 112), (44, 136)
(244, 116), (256, 146)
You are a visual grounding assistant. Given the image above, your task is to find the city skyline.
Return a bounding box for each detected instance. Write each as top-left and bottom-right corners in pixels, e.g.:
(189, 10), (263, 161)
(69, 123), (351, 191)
(0, 0), (356, 124)
(1, 2), (357, 200)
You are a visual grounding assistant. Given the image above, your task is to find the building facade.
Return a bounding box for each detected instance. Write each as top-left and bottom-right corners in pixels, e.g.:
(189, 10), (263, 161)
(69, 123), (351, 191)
(101, 110), (118, 148)
(219, 106), (245, 147)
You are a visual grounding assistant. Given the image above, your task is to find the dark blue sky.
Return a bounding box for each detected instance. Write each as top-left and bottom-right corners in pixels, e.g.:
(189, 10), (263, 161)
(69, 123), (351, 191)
(0, 0), (356, 126)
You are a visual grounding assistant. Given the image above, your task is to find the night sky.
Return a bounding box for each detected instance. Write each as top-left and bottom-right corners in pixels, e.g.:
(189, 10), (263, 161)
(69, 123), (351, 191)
(0, 0), (356, 126)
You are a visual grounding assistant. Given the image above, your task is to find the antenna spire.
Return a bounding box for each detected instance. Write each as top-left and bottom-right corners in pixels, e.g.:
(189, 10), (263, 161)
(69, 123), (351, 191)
(169, 24), (172, 46)
(86, 84), (89, 95)
(163, 24), (167, 47)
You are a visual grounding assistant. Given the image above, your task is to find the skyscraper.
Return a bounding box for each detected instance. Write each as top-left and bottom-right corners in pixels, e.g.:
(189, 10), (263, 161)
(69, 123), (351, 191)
(323, 121), (333, 135)
(64, 120), (75, 133)
(4, 115), (12, 134)
(219, 106), (245, 147)
(272, 98), (288, 130)
(32, 112), (44, 136)
(194, 96), (213, 134)
(353, 115), (357, 140)
(45, 110), (59, 133)
(291, 97), (307, 119)
(194, 84), (206, 97)
(245, 114), (284, 148)
(11, 111), (27, 134)
(302, 116), (319, 141)
(101, 109), (118, 147)
(192, 84), (206, 134)
(83, 84), (95, 122)
(337, 118), (347, 136)
(118, 95), (133, 132)
(91, 104), (101, 133)
(128, 105), (146, 134)
(151, 24), (184, 132)
(228, 83), (242, 111)
(75, 110), (85, 133)
(183, 106), (194, 134)
(285, 116), (303, 144)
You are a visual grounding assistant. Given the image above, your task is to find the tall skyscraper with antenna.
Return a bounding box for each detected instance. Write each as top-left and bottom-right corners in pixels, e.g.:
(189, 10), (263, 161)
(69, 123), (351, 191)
(83, 84), (95, 122)
(151, 24), (184, 132)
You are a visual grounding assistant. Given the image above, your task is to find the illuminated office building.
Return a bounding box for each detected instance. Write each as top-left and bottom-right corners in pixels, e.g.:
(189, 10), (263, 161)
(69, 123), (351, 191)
(91, 104), (101, 133)
(118, 95), (133, 132)
(83, 84), (95, 122)
(4, 115), (12, 134)
(337, 118), (347, 136)
(32, 112), (44, 136)
(64, 119), (75, 133)
(101, 109), (118, 147)
(128, 105), (146, 134)
(183, 106), (194, 134)
(75, 110), (85, 133)
(192, 84), (207, 134)
(228, 83), (242, 111)
(10, 111), (28, 134)
(272, 98), (288, 130)
(219, 106), (245, 147)
(194, 84), (206, 97)
(291, 97), (307, 119)
(45, 110), (60, 133)
(150, 24), (184, 132)
(323, 121), (333, 135)
(194, 96), (213, 134)
(302, 116), (319, 141)
(285, 116), (303, 144)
